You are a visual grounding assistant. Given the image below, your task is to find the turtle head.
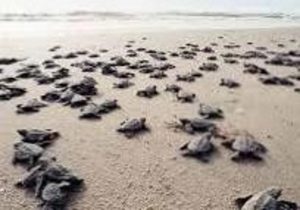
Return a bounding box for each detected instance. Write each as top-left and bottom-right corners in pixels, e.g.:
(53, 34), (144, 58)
(140, 118), (146, 124)
(264, 187), (282, 198)
(179, 118), (190, 125)
(17, 129), (27, 137)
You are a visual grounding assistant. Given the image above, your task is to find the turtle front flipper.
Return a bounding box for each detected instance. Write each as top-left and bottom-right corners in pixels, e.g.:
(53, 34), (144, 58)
(35, 175), (46, 198)
(277, 200), (298, 209)
(230, 152), (242, 161)
(179, 143), (188, 151)
(235, 194), (253, 208)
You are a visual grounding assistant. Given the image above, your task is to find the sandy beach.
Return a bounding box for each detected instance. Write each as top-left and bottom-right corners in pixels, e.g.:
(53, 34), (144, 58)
(0, 27), (300, 209)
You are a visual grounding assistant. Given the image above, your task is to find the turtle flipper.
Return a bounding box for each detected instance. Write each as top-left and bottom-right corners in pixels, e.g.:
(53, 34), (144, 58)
(235, 194), (253, 208)
(231, 152), (241, 161)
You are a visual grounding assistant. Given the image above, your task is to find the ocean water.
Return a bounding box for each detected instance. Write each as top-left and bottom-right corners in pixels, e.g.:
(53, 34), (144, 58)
(0, 11), (299, 38)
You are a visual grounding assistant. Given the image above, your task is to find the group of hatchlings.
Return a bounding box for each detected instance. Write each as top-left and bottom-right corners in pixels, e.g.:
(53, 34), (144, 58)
(11, 99), (299, 209)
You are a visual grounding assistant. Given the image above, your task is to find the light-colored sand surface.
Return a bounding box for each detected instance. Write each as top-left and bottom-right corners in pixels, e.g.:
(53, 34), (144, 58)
(0, 27), (300, 209)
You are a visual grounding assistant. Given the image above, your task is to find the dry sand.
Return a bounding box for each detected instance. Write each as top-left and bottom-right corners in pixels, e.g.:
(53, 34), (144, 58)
(0, 27), (300, 209)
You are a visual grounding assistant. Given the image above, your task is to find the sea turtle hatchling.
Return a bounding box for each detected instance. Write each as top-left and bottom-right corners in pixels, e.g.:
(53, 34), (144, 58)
(165, 84), (182, 93)
(16, 99), (48, 114)
(180, 133), (215, 162)
(13, 142), (44, 168)
(198, 103), (224, 120)
(168, 118), (216, 134)
(98, 99), (120, 114)
(79, 103), (102, 119)
(117, 118), (148, 138)
(220, 78), (240, 88)
(17, 129), (60, 146)
(40, 182), (70, 210)
(235, 186), (298, 210)
(221, 134), (267, 161)
(113, 80), (134, 89)
(176, 90), (196, 103)
(136, 85), (159, 98)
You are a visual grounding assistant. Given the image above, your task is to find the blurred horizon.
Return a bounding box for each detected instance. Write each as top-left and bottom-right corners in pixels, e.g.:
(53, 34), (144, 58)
(1, 0), (300, 15)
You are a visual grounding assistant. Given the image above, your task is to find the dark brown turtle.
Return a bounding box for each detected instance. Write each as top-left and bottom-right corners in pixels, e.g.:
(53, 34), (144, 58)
(111, 56), (130, 66)
(16, 159), (83, 201)
(220, 78), (240, 88)
(0, 84), (26, 100)
(180, 133), (215, 162)
(198, 104), (224, 120)
(176, 73), (195, 82)
(40, 182), (70, 210)
(113, 71), (135, 79)
(41, 90), (62, 102)
(69, 76), (97, 96)
(79, 103), (102, 119)
(149, 70), (167, 79)
(68, 94), (88, 108)
(98, 99), (120, 114)
(168, 118), (216, 134)
(199, 63), (219, 71)
(235, 187), (298, 210)
(16, 99), (48, 114)
(13, 142), (44, 168)
(243, 63), (269, 75)
(18, 129), (59, 146)
(113, 80), (134, 89)
(176, 90), (196, 103)
(224, 58), (239, 64)
(165, 84), (182, 93)
(102, 63), (117, 75)
(221, 134), (267, 161)
(0, 58), (22, 65)
(137, 85), (159, 98)
(259, 76), (294, 86)
(117, 118), (148, 138)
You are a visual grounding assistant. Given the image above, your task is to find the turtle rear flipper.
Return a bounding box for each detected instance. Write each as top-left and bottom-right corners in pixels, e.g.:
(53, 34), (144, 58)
(235, 194), (253, 208)
(277, 200), (298, 210)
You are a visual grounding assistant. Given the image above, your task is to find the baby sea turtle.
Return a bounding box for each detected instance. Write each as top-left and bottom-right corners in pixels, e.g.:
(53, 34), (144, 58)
(69, 94), (88, 108)
(113, 80), (134, 89)
(79, 103), (102, 119)
(137, 85), (159, 98)
(199, 63), (219, 71)
(98, 99), (120, 114)
(168, 118), (216, 134)
(243, 63), (269, 75)
(18, 129), (59, 146)
(13, 142), (44, 167)
(149, 70), (167, 79)
(40, 182), (70, 210)
(259, 76), (294, 86)
(176, 90), (196, 103)
(165, 84), (182, 93)
(180, 133), (215, 162)
(235, 187), (298, 210)
(220, 78), (240, 88)
(16, 99), (47, 114)
(117, 118), (148, 138)
(113, 71), (135, 79)
(199, 104), (224, 120)
(176, 73), (195, 82)
(221, 134), (267, 161)
(41, 90), (62, 102)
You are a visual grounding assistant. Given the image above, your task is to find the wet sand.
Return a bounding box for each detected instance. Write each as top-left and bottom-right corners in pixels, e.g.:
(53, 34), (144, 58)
(0, 27), (300, 209)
